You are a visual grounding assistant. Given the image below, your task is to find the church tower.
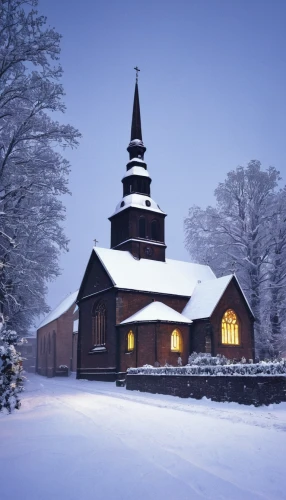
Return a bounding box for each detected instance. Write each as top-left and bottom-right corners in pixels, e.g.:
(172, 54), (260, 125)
(109, 71), (167, 262)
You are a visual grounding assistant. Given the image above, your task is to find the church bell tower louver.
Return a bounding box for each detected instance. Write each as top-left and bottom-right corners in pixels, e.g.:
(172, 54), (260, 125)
(109, 69), (167, 261)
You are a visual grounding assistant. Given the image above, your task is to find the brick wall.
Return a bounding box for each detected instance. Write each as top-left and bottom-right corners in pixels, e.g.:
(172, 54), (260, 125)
(191, 279), (255, 360)
(37, 319), (57, 377)
(118, 323), (190, 373)
(126, 374), (286, 406)
(77, 289), (118, 380)
(211, 279), (254, 359)
(37, 302), (76, 377)
(78, 252), (113, 299)
(116, 291), (189, 324)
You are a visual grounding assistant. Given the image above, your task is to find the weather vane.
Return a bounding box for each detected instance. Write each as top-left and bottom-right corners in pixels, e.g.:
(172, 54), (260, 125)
(134, 66), (140, 83)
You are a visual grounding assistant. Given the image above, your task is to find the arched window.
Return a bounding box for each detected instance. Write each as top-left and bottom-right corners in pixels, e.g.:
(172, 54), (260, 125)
(92, 302), (106, 346)
(48, 333), (51, 354)
(221, 309), (239, 345)
(171, 329), (182, 352)
(139, 217), (146, 238)
(151, 219), (159, 240)
(44, 336), (46, 354)
(127, 330), (135, 351)
(40, 337), (43, 355)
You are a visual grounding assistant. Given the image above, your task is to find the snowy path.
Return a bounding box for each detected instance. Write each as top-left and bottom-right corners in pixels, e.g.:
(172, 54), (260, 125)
(1, 374), (286, 500)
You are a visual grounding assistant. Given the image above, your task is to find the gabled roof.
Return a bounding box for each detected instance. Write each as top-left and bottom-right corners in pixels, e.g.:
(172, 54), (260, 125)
(182, 274), (254, 320)
(37, 291), (78, 329)
(120, 301), (192, 325)
(90, 247), (215, 297)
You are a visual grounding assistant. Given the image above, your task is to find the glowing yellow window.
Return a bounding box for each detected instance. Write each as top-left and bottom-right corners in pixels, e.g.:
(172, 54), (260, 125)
(127, 330), (134, 351)
(221, 309), (239, 345)
(171, 329), (182, 352)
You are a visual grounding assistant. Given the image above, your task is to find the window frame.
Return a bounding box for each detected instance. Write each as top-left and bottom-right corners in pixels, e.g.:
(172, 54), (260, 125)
(171, 328), (183, 353)
(221, 309), (240, 346)
(92, 301), (107, 347)
(126, 330), (135, 353)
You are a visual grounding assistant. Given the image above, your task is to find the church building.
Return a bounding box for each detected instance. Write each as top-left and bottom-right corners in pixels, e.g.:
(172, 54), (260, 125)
(76, 76), (255, 381)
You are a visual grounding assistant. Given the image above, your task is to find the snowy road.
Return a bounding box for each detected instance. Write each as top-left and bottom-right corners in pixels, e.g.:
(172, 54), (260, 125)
(1, 374), (286, 500)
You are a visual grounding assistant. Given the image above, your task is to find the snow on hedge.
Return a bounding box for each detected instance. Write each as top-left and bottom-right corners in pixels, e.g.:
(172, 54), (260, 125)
(127, 353), (286, 377)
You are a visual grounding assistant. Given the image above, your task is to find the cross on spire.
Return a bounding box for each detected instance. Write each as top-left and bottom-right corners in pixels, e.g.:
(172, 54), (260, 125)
(134, 66), (140, 82)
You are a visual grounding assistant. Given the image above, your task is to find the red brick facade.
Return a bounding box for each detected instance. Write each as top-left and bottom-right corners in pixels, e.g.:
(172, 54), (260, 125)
(118, 323), (190, 373)
(77, 253), (255, 381)
(191, 279), (255, 360)
(37, 304), (78, 377)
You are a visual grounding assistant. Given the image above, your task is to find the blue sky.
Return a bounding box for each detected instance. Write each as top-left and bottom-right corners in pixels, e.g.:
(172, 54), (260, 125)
(37, 0), (286, 313)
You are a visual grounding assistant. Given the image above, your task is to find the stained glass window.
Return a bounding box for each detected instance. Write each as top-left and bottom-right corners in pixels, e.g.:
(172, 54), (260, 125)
(127, 330), (134, 351)
(171, 329), (182, 352)
(221, 309), (239, 345)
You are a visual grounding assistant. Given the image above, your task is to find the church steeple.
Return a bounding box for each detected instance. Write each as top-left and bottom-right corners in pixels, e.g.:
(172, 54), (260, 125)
(127, 71), (146, 164)
(130, 80), (142, 141)
(109, 71), (167, 262)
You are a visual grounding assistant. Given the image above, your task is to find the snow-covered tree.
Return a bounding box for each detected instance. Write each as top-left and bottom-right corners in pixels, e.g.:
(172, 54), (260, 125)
(267, 188), (286, 354)
(0, 0), (81, 334)
(0, 313), (23, 412)
(184, 161), (286, 357)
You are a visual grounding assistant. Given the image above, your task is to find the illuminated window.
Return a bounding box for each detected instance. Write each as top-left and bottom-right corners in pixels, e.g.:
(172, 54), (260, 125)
(127, 330), (135, 351)
(171, 329), (182, 352)
(92, 302), (106, 346)
(221, 309), (239, 345)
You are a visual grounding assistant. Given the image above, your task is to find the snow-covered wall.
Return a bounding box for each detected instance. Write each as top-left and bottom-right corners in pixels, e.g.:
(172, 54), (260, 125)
(126, 369), (286, 406)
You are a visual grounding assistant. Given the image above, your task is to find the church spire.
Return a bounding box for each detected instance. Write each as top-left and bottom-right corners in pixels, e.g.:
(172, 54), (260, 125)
(131, 70), (142, 141)
(127, 68), (146, 162)
(109, 71), (167, 262)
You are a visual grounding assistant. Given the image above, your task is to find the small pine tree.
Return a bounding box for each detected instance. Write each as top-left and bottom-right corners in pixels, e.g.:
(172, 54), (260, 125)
(0, 324), (24, 413)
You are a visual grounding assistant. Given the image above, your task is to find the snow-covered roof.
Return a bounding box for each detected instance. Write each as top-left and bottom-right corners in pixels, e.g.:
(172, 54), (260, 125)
(122, 167), (150, 180)
(111, 193), (165, 217)
(181, 275), (252, 320)
(37, 291), (78, 329)
(92, 247), (215, 297)
(120, 301), (192, 325)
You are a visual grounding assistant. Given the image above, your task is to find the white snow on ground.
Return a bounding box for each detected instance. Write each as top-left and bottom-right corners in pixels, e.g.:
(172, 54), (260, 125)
(1, 374), (286, 500)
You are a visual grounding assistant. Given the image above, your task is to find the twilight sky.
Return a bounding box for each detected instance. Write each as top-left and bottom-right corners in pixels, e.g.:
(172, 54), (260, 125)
(37, 0), (286, 316)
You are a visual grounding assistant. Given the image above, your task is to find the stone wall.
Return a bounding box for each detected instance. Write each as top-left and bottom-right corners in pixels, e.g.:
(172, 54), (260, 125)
(126, 374), (286, 406)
